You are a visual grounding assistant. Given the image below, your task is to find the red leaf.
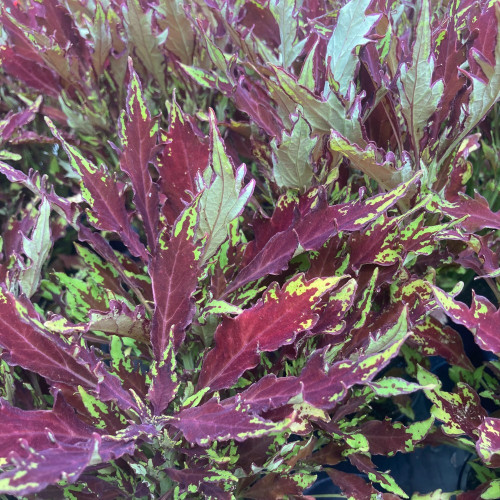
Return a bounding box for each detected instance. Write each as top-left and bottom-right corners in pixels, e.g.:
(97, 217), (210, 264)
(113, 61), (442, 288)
(198, 274), (344, 391)
(148, 198), (203, 413)
(222, 374), (302, 414)
(326, 469), (378, 498)
(150, 196), (203, 357)
(223, 228), (299, 296)
(410, 316), (474, 370)
(118, 59), (159, 252)
(45, 118), (147, 260)
(0, 47), (61, 97)
(300, 324), (408, 410)
(156, 94), (209, 224)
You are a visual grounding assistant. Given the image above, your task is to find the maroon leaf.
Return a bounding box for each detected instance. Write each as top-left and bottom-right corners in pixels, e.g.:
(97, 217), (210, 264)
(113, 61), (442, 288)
(222, 374), (303, 414)
(0, 47), (61, 97)
(156, 94), (209, 224)
(223, 228), (299, 296)
(410, 316), (474, 370)
(300, 316), (409, 410)
(165, 468), (230, 499)
(326, 469), (379, 498)
(432, 286), (500, 354)
(45, 118), (147, 260)
(150, 196), (203, 358)
(295, 174), (420, 250)
(359, 417), (433, 455)
(0, 95), (41, 142)
(148, 198), (203, 413)
(118, 59), (159, 252)
(476, 417), (500, 467)
(417, 366), (486, 438)
(197, 274), (344, 391)
(440, 191), (500, 232)
(243, 473), (308, 499)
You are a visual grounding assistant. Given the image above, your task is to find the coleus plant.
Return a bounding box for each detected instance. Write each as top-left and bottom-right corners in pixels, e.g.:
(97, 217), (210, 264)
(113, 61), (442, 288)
(0, 0), (499, 498)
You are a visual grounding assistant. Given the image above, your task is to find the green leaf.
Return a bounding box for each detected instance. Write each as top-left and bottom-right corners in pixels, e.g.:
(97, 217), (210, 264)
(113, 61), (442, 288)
(270, 0), (307, 69)
(197, 110), (254, 261)
(326, 0), (379, 96)
(397, 0), (444, 162)
(270, 66), (364, 144)
(369, 376), (435, 397)
(20, 198), (52, 298)
(156, 0), (194, 64)
(363, 306), (408, 357)
(123, 0), (167, 92)
(89, 2), (112, 76)
(329, 130), (412, 190)
(272, 112), (316, 190)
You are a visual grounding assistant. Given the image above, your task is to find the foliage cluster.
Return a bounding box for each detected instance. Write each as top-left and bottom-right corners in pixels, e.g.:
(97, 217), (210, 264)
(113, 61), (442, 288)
(0, 0), (499, 498)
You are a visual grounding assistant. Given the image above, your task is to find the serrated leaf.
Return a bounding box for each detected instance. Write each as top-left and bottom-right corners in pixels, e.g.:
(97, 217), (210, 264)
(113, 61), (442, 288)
(359, 416), (434, 455)
(416, 366), (486, 437)
(20, 198), (52, 298)
(300, 327), (409, 409)
(198, 274), (344, 391)
(148, 327), (180, 415)
(88, 2), (112, 76)
(329, 130), (412, 190)
(476, 417), (500, 467)
(156, 94), (209, 224)
(150, 196), (203, 358)
(397, 0), (444, 161)
(157, 0), (194, 64)
(148, 199), (203, 413)
(0, 287), (135, 411)
(197, 110), (255, 261)
(432, 285), (500, 355)
(369, 377), (434, 397)
(270, 65), (364, 144)
(272, 112), (316, 190)
(122, 0), (166, 91)
(270, 0), (307, 68)
(88, 301), (150, 343)
(326, 0), (379, 96)
(118, 60), (159, 253)
(170, 398), (291, 446)
(45, 117), (146, 260)
(0, 395), (135, 497)
(0, 95), (42, 142)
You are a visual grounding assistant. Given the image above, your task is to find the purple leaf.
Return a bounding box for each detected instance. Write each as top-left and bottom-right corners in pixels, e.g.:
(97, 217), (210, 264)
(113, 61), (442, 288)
(0, 95), (41, 142)
(171, 398), (291, 446)
(0, 287), (135, 410)
(0, 395), (135, 497)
